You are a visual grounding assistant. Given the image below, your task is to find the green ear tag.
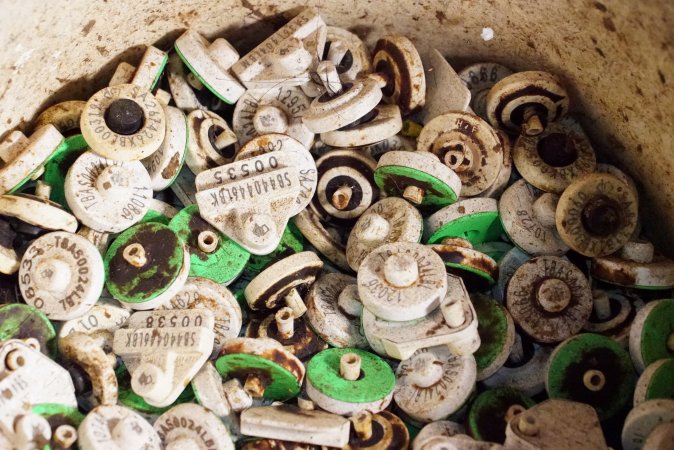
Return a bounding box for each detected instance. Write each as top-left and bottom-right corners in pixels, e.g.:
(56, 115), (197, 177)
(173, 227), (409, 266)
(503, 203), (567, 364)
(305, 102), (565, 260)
(32, 403), (85, 426)
(375, 165), (458, 208)
(0, 303), (56, 357)
(215, 353), (301, 401)
(430, 211), (503, 244)
(472, 293), (515, 379)
(306, 348), (395, 404)
(104, 222), (186, 305)
(42, 134), (89, 210)
(640, 299), (674, 367)
(169, 205), (250, 284)
(547, 333), (635, 421)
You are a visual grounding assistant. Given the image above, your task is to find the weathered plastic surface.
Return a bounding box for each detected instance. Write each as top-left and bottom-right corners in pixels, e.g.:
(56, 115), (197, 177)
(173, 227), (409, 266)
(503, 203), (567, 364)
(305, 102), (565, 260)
(2, 0), (672, 253)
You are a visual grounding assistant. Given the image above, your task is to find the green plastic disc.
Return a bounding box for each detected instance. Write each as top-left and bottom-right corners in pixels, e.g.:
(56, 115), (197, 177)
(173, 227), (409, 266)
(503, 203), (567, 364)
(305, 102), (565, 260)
(640, 299), (674, 366)
(116, 364), (194, 414)
(168, 205), (250, 284)
(32, 403), (85, 426)
(642, 359), (674, 401)
(472, 294), (514, 378)
(215, 353), (301, 401)
(547, 333), (635, 421)
(374, 165), (458, 208)
(468, 387), (535, 443)
(41, 134), (89, 210)
(243, 223), (305, 277)
(104, 222), (185, 304)
(0, 303), (56, 356)
(428, 211), (504, 246)
(174, 43), (234, 105)
(306, 348), (395, 404)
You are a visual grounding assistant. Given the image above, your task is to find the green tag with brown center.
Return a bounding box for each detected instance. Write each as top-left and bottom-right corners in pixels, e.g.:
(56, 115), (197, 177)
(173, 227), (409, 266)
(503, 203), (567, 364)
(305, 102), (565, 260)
(547, 333), (635, 421)
(0, 303), (56, 357)
(104, 222), (185, 304)
(169, 205), (250, 285)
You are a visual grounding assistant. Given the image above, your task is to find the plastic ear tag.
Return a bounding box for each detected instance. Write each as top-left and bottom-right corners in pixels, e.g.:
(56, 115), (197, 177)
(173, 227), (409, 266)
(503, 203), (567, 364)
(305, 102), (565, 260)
(195, 138), (317, 255)
(112, 309), (215, 407)
(231, 8), (327, 90)
(0, 339), (77, 417)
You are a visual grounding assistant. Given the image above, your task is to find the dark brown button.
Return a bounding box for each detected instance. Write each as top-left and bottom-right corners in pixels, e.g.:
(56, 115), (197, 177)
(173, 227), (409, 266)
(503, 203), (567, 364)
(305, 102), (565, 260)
(104, 98), (144, 135)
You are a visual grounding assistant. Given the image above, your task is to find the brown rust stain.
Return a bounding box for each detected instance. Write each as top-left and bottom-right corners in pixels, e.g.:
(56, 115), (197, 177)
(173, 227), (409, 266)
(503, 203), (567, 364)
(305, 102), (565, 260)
(221, 339), (248, 356)
(107, 226), (180, 299)
(591, 260), (636, 286)
(432, 245), (498, 276)
(346, 411), (409, 450)
(145, 14), (159, 26)
(221, 340), (304, 381)
(81, 19), (96, 36)
(559, 346), (626, 416)
(373, 38), (418, 117)
(264, 347), (304, 380)
(227, 367), (273, 387)
(603, 17), (616, 32)
(593, 2), (607, 12)
(177, 9), (199, 26)
(253, 264), (322, 310)
(161, 152), (181, 179)
(186, 213), (215, 262)
(241, 439), (313, 450)
(425, 320), (446, 336)
(264, 317), (327, 360)
(240, 0), (274, 20)
(348, 25), (375, 41)
(348, 418), (385, 448)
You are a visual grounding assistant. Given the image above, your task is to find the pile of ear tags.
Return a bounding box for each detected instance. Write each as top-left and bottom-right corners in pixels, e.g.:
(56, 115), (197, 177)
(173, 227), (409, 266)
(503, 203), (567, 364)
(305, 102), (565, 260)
(1, 7), (674, 450)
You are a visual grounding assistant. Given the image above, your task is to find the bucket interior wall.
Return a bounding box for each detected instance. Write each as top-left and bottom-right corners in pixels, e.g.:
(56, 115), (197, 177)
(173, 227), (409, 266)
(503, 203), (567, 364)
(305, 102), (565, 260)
(1, 0), (672, 254)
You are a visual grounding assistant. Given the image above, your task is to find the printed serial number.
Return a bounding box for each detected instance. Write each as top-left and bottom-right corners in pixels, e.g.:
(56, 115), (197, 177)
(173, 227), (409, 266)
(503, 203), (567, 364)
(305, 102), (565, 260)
(121, 329), (199, 349)
(206, 170), (294, 207)
(21, 235), (90, 311)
